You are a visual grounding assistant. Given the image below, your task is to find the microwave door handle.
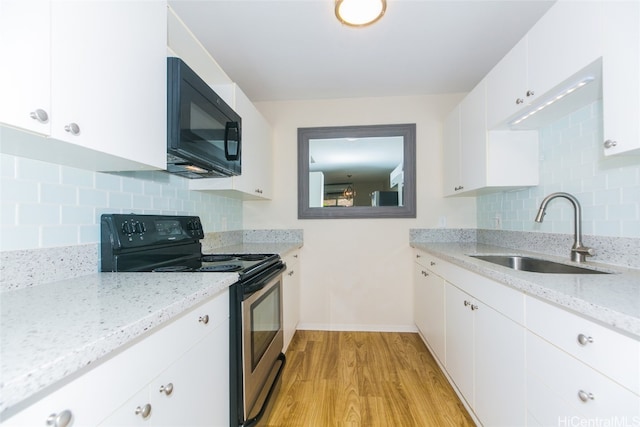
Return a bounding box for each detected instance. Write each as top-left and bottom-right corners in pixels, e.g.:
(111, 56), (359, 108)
(224, 122), (241, 161)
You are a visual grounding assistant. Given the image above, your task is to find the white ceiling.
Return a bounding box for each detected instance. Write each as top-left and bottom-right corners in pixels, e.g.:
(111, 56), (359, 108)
(168, 0), (556, 102)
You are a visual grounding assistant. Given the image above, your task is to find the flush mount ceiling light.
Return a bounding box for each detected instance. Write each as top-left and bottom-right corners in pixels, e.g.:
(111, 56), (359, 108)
(335, 0), (386, 27)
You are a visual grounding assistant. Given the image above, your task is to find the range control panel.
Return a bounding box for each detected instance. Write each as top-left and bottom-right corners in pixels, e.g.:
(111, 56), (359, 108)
(101, 214), (204, 250)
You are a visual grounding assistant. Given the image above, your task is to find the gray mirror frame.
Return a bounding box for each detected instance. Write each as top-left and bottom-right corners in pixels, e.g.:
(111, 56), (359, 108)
(298, 123), (416, 219)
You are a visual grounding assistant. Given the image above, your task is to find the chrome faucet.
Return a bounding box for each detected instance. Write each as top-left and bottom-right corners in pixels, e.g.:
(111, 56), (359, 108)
(534, 192), (595, 263)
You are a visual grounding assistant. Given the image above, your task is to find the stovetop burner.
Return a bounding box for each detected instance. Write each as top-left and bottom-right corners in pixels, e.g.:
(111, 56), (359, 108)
(237, 254), (269, 261)
(201, 255), (235, 262)
(198, 264), (243, 272)
(152, 265), (192, 272)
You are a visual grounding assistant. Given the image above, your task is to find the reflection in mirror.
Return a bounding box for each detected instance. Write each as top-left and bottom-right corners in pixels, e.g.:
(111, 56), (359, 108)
(298, 124), (416, 219)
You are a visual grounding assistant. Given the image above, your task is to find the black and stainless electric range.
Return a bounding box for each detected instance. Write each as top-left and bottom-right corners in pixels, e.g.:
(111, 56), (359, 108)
(100, 214), (286, 427)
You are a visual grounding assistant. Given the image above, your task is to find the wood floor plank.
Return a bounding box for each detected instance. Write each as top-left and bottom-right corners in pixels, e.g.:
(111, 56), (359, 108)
(262, 331), (475, 427)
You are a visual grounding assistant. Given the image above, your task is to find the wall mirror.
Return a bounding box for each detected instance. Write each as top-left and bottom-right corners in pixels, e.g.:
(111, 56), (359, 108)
(298, 123), (416, 219)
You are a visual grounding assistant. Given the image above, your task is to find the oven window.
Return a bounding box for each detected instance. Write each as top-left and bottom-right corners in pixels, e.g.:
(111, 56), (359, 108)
(251, 282), (281, 370)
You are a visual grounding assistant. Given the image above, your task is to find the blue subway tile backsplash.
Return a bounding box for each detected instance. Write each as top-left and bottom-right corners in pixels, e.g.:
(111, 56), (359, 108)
(0, 154), (242, 251)
(478, 100), (640, 238)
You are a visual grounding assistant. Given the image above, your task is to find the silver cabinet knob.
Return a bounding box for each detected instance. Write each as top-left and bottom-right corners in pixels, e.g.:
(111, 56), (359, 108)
(159, 382), (174, 396)
(578, 390), (595, 402)
(430, 261), (436, 266)
(454, 186), (464, 191)
(577, 334), (594, 346)
(471, 304), (479, 311)
(526, 90), (535, 97)
(46, 410), (73, 427)
(29, 109), (49, 123)
(464, 300), (471, 307)
(135, 403), (152, 419)
(516, 98), (525, 105)
(254, 188), (263, 194)
(288, 270), (295, 276)
(64, 123), (80, 135)
(198, 314), (209, 325)
(603, 139), (617, 149)
(421, 270), (428, 277)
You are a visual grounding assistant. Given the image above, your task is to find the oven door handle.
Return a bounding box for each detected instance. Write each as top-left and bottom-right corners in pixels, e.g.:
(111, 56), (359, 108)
(242, 263), (286, 296)
(243, 353), (286, 427)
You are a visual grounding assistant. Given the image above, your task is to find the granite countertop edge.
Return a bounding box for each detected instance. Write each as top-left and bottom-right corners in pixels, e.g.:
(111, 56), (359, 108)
(410, 242), (640, 339)
(0, 242), (302, 417)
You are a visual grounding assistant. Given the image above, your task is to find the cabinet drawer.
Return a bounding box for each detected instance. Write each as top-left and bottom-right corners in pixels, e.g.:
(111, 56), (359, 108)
(526, 296), (640, 394)
(414, 250), (440, 273)
(527, 331), (640, 421)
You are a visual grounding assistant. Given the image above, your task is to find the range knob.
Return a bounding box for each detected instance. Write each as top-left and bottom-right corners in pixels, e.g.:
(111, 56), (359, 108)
(133, 222), (145, 233)
(122, 222), (134, 234)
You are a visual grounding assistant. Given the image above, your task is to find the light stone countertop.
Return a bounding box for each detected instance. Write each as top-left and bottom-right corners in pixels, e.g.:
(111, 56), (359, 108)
(411, 242), (640, 339)
(0, 272), (238, 416)
(0, 241), (303, 417)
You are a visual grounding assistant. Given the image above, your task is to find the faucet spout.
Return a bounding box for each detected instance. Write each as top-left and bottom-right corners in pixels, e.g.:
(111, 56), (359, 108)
(534, 192), (594, 263)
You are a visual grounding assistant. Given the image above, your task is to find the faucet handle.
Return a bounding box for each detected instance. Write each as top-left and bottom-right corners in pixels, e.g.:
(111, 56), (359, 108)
(572, 246), (595, 262)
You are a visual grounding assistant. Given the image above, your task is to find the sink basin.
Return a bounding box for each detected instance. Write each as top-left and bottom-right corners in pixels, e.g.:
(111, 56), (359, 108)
(468, 255), (610, 274)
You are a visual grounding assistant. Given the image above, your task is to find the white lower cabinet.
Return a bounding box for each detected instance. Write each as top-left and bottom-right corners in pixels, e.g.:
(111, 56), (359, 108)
(99, 318), (229, 427)
(413, 257), (445, 364)
(282, 249), (301, 352)
(444, 282), (526, 427)
(2, 290), (230, 427)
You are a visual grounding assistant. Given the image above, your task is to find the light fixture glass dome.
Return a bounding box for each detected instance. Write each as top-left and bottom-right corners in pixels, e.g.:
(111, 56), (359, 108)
(335, 0), (386, 27)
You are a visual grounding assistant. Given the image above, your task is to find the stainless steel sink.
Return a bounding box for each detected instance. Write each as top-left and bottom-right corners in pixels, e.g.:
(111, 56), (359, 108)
(468, 255), (610, 274)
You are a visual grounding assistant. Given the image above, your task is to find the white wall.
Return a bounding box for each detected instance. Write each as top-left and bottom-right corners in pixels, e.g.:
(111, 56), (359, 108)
(244, 94), (475, 331)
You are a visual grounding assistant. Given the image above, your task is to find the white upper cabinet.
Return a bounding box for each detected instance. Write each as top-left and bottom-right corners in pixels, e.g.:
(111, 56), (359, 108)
(486, 1), (603, 130)
(527, 1), (603, 102)
(0, 0), (167, 171)
(602, 0), (640, 156)
(486, 37), (528, 129)
(0, 0), (51, 135)
(443, 80), (539, 197)
(442, 105), (461, 197)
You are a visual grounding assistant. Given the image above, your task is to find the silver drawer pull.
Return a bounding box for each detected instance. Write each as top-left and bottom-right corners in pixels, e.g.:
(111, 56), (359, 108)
(30, 108), (49, 123)
(578, 390), (594, 402)
(199, 315), (209, 325)
(64, 122), (80, 135)
(159, 382), (174, 396)
(577, 334), (593, 346)
(135, 403), (152, 419)
(46, 410), (73, 427)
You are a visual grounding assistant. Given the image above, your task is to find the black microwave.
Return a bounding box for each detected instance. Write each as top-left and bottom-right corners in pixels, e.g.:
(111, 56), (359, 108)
(167, 57), (241, 179)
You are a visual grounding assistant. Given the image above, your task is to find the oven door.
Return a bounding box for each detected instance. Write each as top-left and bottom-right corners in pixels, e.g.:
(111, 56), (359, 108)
(242, 271), (284, 422)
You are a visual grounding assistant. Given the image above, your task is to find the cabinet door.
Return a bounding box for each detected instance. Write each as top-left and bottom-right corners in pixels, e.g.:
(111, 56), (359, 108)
(98, 388), (151, 427)
(485, 37), (528, 129)
(474, 303), (525, 427)
(149, 320), (230, 427)
(527, 1), (603, 100)
(414, 264), (445, 364)
(459, 80), (487, 194)
(602, 0), (640, 156)
(233, 87), (273, 200)
(445, 284), (474, 404)
(49, 0), (166, 169)
(0, 0), (51, 135)
(442, 105), (461, 196)
(283, 251), (301, 352)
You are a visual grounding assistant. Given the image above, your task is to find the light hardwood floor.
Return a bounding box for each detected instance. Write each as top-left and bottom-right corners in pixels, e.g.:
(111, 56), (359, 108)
(262, 331), (475, 426)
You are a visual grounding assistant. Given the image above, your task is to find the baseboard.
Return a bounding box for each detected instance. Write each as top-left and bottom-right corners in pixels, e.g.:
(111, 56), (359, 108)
(296, 323), (419, 333)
